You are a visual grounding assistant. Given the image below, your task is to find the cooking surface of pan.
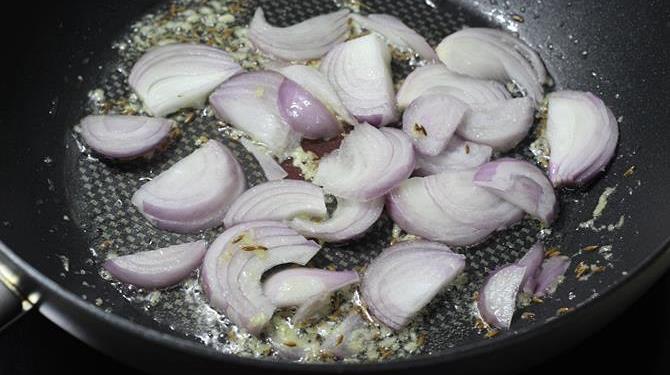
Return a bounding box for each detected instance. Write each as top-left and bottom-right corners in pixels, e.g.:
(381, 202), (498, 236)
(1, 0), (669, 371)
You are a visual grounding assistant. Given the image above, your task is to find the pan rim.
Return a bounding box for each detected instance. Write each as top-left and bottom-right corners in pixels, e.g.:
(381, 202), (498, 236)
(1, 237), (669, 371)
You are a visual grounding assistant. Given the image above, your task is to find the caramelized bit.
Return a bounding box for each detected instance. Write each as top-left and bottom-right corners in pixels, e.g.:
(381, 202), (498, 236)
(544, 247), (561, 257)
(335, 334), (344, 347)
(484, 329), (499, 338)
(531, 296), (544, 304)
(556, 307), (575, 316)
(575, 261), (590, 279)
(241, 245), (268, 252)
(623, 165), (636, 177)
(591, 264), (607, 273)
(283, 340), (297, 347)
(581, 245), (600, 253)
(464, 143), (471, 154)
(413, 123), (428, 137)
(521, 312), (536, 320)
(232, 234), (246, 244)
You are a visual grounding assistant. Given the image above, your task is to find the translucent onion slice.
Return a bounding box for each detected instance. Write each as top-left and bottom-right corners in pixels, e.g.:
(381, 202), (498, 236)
(517, 242), (545, 294)
(248, 8), (350, 61)
(546, 90), (619, 186)
(239, 138), (287, 181)
(201, 221), (320, 335)
(361, 240), (465, 329)
(104, 240), (207, 289)
(415, 136), (493, 176)
(131, 140), (246, 233)
(396, 63), (510, 109)
(387, 169), (524, 246)
(263, 268), (359, 307)
(129, 43), (242, 116)
(223, 180), (327, 227)
(402, 94), (468, 156)
(80, 115), (173, 159)
(534, 255), (571, 297)
(350, 13), (438, 62)
(313, 123), (415, 201)
(436, 28), (546, 103)
(474, 158), (558, 223)
(290, 197), (384, 242)
(277, 77), (341, 140)
(277, 64), (356, 125)
(209, 71), (300, 157)
(320, 34), (398, 127)
(458, 96), (535, 151)
(477, 264), (527, 329)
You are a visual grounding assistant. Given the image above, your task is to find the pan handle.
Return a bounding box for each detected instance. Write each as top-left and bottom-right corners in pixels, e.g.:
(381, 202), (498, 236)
(0, 267), (33, 332)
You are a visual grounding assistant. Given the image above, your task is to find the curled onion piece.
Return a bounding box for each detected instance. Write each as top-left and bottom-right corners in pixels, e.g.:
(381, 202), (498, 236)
(278, 77), (341, 140)
(396, 63), (510, 110)
(546, 91), (619, 186)
(321, 313), (368, 358)
(209, 71), (300, 157)
(361, 240), (465, 329)
(402, 94), (468, 156)
(201, 221), (320, 334)
(132, 140), (246, 233)
(264, 268), (359, 307)
(474, 158), (558, 223)
(277, 64), (356, 125)
(313, 123), (415, 201)
(534, 255), (571, 297)
(223, 180), (327, 227)
(290, 197), (384, 242)
(415, 136), (493, 176)
(436, 28), (546, 103)
(80, 115), (173, 159)
(478, 264), (526, 329)
(517, 242), (545, 294)
(458, 96), (535, 151)
(129, 43), (242, 116)
(350, 13), (438, 62)
(104, 240), (207, 289)
(249, 8), (350, 61)
(387, 169), (523, 246)
(239, 138), (287, 181)
(320, 34), (398, 127)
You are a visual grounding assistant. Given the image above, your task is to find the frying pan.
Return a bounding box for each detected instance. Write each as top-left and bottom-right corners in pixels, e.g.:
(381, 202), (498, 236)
(1, 0), (669, 373)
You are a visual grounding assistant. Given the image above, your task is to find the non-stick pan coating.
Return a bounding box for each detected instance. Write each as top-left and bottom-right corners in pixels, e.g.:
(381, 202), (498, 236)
(1, 0), (669, 372)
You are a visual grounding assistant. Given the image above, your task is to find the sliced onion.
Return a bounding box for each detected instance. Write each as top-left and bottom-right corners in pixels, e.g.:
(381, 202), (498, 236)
(361, 240), (465, 329)
(517, 242), (545, 294)
(201, 221), (320, 335)
(104, 240), (207, 289)
(223, 180), (327, 227)
(129, 43), (242, 116)
(239, 138), (287, 181)
(402, 94), (468, 156)
(313, 123), (415, 201)
(248, 8), (350, 61)
(320, 34), (398, 127)
(321, 313), (368, 358)
(350, 13), (438, 62)
(415, 136), (493, 176)
(263, 268), (359, 307)
(436, 28), (546, 103)
(277, 77), (341, 140)
(131, 140), (246, 233)
(457, 96), (535, 151)
(276, 64), (356, 125)
(293, 293), (333, 323)
(534, 255), (571, 297)
(477, 264), (526, 329)
(387, 169), (524, 246)
(80, 115), (173, 159)
(209, 71), (300, 157)
(290, 196), (384, 242)
(396, 63), (510, 110)
(546, 90), (619, 186)
(474, 158), (558, 223)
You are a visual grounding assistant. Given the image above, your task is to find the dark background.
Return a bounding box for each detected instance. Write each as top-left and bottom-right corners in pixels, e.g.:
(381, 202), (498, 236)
(2, 270), (668, 374)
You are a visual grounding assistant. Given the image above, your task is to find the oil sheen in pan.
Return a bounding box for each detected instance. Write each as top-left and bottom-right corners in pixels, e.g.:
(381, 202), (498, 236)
(63, 0), (626, 363)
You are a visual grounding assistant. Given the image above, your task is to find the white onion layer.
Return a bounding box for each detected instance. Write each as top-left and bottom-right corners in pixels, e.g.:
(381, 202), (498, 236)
(313, 123), (415, 201)
(263, 268), (359, 307)
(320, 34), (398, 127)
(478, 264), (526, 329)
(239, 138), (287, 181)
(129, 43), (242, 116)
(402, 94), (468, 156)
(415, 136), (493, 176)
(249, 8), (350, 61)
(80, 115), (173, 159)
(131, 140), (246, 233)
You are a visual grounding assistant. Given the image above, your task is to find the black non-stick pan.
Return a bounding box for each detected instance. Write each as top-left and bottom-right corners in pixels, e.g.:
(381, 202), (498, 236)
(1, 0), (669, 374)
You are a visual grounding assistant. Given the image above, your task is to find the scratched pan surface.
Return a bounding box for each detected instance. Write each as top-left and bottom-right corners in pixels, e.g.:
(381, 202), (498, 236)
(1, 0), (669, 373)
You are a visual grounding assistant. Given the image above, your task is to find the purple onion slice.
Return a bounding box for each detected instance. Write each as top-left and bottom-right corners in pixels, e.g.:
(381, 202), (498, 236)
(263, 268), (359, 307)
(534, 255), (571, 297)
(478, 264), (527, 329)
(414, 136), (493, 176)
(402, 94), (468, 156)
(80, 115), (173, 159)
(277, 77), (341, 140)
